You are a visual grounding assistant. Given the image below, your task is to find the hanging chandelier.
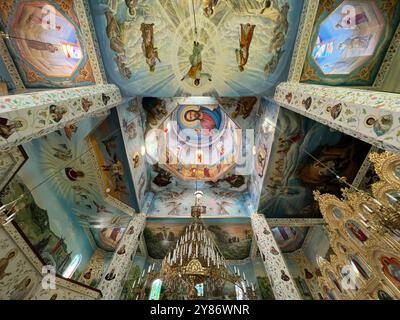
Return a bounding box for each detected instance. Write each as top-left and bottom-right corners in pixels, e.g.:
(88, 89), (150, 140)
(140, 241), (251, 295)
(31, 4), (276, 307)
(160, 183), (255, 299)
(158, 216), (256, 299)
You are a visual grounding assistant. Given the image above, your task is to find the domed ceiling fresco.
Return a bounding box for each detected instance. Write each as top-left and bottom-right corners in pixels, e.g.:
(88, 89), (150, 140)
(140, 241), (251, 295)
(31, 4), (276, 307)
(132, 95), (264, 218)
(145, 98), (242, 182)
(89, 0), (304, 96)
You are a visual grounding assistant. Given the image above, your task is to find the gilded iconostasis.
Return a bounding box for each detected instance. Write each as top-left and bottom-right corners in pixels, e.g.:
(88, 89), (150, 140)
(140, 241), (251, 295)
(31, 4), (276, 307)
(0, 0), (400, 301)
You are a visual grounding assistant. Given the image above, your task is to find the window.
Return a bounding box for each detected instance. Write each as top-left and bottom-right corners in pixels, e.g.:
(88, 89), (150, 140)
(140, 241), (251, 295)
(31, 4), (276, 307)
(62, 254), (81, 279)
(149, 279), (162, 300)
(195, 283), (204, 297)
(235, 284), (244, 300)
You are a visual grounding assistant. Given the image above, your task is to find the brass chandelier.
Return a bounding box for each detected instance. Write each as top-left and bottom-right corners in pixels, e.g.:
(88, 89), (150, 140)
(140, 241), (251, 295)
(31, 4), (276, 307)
(157, 185), (255, 299)
(159, 214), (256, 300)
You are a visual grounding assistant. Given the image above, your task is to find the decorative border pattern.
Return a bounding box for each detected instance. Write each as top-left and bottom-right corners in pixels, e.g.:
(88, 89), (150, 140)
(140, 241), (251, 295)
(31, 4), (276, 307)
(352, 146), (378, 188)
(0, 145), (27, 192)
(0, 37), (24, 90)
(251, 213), (302, 300)
(266, 218), (326, 227)
(74, 0), (107, 84)
(287, 0), (320, 82)
(97, 214), (146, 300)
(275, 82), (400, 152)
(0, 84), (122, 150)
(373, 22), (400, 89)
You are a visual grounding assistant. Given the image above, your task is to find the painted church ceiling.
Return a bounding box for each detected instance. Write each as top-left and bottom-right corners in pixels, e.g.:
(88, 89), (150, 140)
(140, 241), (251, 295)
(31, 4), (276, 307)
(0, 0), (96, 88)
(258, 107), (371, 219)
(90, 0), (304, 96)
(0, 116), (137, 274)
(130, 96), (261, 217)
(88, 109), (139, 210)
(144, 187), (252, 218)
(301, 0), (400, 86)
(140, 96), (259, 192)
(116, 100), (150, 211)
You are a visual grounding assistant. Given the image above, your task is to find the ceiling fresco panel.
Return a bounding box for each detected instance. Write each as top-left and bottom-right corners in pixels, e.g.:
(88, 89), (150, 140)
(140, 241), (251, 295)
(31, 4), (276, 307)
(0, 0), (96, 88)
(248, 97), (280, 210)
(301, 0), (400, 86)
(89, 0), (304, 97)
(88, 110), (139, 210)
(0, 117), (134, 277)
(144, 187), (251, 218)
(258, 107), (371, 219)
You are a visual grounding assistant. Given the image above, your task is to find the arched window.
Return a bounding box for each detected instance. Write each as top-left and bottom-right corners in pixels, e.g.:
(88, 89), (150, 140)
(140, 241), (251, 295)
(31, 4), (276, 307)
(62, 254), (81, 279)
(195, 283), (204, 297)
(235, 283), (244, 300)
(149, 279), (162, 300)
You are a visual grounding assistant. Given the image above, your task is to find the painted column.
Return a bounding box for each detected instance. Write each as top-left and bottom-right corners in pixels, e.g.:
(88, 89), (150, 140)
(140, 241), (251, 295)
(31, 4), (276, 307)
(0, 84), (122, 150)
(98, 213), (146, 300)
(251, 213), (302, 300)
(275, 82), (400, 152)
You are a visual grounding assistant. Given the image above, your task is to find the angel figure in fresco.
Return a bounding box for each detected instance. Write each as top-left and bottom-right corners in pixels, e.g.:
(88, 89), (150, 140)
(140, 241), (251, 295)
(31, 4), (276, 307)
(93, 200), (112, 214)
(0, 250), (17, 280)
(105, 10), (126, 54)
(102, 155), (124, 180)
(166, 202), (183, 215)
(275, 3), (290, 34)
(264, 48), (284, 74)
(203, 0), (219, 17)
(102, 135), (118, 157)
(269, 30), (285, 53)
(122, 119), (137, 140)
(225, 0), (280, 21)
(0, 117), (23, 140)
(181, 41), (212, 86)
(216, 201), (231, 215)
(338, 35), (373, 57)
(140, 23), (161, 72)
(235, 23), (256, 72)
